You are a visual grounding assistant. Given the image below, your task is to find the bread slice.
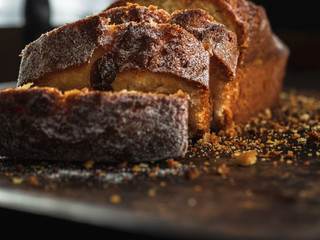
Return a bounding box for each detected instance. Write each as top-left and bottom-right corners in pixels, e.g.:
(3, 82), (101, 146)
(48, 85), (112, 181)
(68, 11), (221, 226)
(102, 4), (240, 130)
(17, 14), (211, 137)
(0, 87), (188, 162)
(100, 4), (239, 130)
(167, 9), (239, 130)
(107, 0), (290, 129)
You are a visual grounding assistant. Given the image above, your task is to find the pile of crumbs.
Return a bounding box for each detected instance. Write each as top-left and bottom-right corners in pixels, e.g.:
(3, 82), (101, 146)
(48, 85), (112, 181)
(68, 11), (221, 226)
(1, 89), (320, 192)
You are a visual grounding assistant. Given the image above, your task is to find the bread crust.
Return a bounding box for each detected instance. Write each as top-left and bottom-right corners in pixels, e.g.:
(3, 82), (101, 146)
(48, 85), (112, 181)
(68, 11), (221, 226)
(0, 88), (188, 162)
(17, 15), (111, 88)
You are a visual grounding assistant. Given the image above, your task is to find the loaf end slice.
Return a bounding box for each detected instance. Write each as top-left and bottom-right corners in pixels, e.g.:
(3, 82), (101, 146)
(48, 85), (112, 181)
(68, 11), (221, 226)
(0, 87), (188, 162)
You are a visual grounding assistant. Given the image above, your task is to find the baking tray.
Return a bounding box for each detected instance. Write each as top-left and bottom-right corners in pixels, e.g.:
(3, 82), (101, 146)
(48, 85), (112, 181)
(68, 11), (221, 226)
(1, 79), (320, 239)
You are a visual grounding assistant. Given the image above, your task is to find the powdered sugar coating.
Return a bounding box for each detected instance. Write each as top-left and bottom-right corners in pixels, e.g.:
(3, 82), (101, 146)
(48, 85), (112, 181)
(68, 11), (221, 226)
(98, 3), (169, 24)
(0, 88), (188, 162)
(17, 15), (111, 87)
(168, 9), (239, 80)
(17, 11), (209, 89)
(108, 22), (209, 87)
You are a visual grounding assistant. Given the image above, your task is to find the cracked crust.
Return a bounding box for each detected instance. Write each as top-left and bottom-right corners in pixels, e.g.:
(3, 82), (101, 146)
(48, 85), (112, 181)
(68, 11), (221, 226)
(0, 87), (189, 162)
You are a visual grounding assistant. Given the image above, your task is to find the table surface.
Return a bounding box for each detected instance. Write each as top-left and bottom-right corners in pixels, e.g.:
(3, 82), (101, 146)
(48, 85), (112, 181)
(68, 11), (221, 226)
(1, 74), (320, 239)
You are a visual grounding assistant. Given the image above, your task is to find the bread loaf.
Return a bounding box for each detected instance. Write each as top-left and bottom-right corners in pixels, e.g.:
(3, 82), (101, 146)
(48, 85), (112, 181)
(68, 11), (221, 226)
(2, 0), (290, 162)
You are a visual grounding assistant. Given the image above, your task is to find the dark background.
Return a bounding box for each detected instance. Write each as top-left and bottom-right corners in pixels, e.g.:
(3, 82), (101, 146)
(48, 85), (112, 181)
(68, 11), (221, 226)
(0, 0), (319, 86)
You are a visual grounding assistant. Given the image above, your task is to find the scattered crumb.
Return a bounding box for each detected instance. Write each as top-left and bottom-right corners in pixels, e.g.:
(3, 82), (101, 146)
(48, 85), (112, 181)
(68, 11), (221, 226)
(217, 163), (230, 176)
(159, 181), (166, 187)
(131, 165), (142, 172)
(148, 172), (156, 179)
(232, 150), (257, 166)
(117, 161), (127, 168)
(12, 177), (24, 184)
(148, 188), (157, 197)
(44, 183), (57, 191)
(185, 169), (200, 180)
(83, 159), (94, 169)
(109, 194), (121, 204)
(198, 132), (221, 146)
(188, 198), (197, 207)
(29, 176), (39, 186)
(166, 158), (181, 168)
(194, 185), (202, 192)
(310, 130), (320, 141)
(303, 161), (310, 166)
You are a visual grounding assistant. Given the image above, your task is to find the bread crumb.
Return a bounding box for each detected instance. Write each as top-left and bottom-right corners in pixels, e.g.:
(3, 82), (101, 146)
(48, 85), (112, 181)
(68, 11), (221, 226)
(131, 165), (142, 172)
(109, 194), (121, 204)
(148, 188), (157, 197)
(29, 176), (39, 186)
(148, 172), (156, 179)
(310, 130), (320, 141)
(83, 159), (94, 169)
(194, 185), (202, 192)
(117, 161), (127, 168)
(186, 169), (200, 180)
(232, 150), (257, 166)
(258, 108), (272, 119)
(12, 177), (24, 184)
(198, 132), (221, 146)
(217, 163), (230, 175)
(166, 158), (181, 168)
(188, 198), (197, 207)
(159, 181), (166, 187)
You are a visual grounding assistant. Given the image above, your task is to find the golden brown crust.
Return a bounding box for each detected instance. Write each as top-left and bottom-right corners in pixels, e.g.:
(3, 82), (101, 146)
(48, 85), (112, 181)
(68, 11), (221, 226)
(0, 87), (189, 162)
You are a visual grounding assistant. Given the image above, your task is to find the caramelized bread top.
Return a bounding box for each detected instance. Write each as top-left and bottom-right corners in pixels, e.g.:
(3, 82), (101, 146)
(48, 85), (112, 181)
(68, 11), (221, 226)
(107, 0), (290, 65)
(102, 22), (210, 88)
(17, 11), (209, 89)
(18, 15), (111, 87)
(101, 3), (238, 81)
(168, 9), (238, 80)
(98, 3), (169, 24)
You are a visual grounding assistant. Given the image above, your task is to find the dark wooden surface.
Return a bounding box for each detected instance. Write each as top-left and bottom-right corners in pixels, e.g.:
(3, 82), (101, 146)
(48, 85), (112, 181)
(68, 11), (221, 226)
(1, 76), (320, 239)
